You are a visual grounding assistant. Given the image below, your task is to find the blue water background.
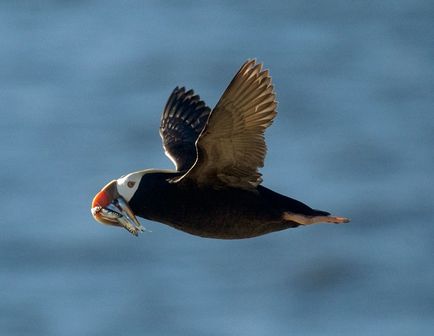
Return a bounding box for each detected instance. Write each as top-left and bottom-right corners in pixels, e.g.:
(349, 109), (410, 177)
(1, 1), (433, 335)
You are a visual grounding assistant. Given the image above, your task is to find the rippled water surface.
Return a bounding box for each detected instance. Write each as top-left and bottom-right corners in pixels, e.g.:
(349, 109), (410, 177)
(1, 1), (433, 335)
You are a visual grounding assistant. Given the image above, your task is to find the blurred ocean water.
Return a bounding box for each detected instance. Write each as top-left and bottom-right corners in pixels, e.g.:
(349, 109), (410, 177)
(1, 1), (433, 335)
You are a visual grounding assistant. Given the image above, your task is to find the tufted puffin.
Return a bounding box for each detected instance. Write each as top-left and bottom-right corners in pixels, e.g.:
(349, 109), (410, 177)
(91, 60), (350, 238)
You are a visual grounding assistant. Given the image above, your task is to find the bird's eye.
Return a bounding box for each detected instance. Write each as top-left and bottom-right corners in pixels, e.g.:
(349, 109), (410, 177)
(127, 181), (136, 188)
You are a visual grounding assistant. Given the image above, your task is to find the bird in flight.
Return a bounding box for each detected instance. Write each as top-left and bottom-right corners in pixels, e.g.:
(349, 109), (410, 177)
(91, 60), (349, 238)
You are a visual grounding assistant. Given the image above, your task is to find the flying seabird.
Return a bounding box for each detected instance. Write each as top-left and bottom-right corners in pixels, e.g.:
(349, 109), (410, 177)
(91, 60), (350, 238)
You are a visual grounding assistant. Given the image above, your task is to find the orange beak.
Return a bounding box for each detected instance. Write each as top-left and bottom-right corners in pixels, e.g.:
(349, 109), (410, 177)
(91, 181), (145, 236)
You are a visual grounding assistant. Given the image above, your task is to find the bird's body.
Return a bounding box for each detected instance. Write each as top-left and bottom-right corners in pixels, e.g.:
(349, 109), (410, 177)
(91, 60), (349, 238)
(128, 170), (329, 239)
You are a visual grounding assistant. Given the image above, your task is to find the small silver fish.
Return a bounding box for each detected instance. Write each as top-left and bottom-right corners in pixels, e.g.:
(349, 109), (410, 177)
(100, 207), (122, 219)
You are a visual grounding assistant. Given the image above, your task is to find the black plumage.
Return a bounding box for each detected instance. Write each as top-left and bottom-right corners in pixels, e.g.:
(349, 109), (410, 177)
(160, 87), (211, 171)
(129, 171), (330, 239)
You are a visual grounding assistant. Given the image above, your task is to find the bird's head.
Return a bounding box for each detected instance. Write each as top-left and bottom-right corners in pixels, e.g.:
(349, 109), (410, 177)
(91, 173), (145, 236)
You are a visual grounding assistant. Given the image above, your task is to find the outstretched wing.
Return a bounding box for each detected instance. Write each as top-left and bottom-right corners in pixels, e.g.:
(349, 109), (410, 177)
(160, 86), (211, 171)
(177, 60), (277, 189)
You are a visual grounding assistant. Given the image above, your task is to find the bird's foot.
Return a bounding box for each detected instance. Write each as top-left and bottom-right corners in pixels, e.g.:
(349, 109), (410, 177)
(283, 212), (350, 225)
(324, 216), (350, 224)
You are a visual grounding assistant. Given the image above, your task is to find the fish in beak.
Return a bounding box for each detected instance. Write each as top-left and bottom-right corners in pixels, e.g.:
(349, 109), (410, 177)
(91, 180), (145, 236)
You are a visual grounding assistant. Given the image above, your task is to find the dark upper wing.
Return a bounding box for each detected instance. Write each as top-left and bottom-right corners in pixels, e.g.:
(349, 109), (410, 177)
(176, 60), (277, 189)
(159, 86), (211, 171)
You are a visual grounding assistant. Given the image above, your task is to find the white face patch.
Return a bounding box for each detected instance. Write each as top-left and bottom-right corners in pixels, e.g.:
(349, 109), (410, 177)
(116, 170), (147, 202)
